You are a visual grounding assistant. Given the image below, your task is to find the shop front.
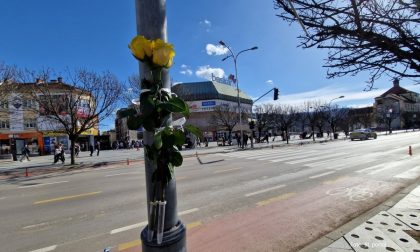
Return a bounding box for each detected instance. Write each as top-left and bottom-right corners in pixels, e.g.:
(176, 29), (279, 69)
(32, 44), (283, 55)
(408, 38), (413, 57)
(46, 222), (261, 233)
(0, 132), (44, 159)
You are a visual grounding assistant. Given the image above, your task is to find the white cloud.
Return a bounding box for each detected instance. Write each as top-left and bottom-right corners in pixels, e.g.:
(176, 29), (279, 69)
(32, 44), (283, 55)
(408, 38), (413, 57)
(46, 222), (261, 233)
(180, 64), (193, 76)
(254, 83), (387, 108)
(199, 19), (212, 32)
(180, 69), (193, 76)
(266, 80), (274, 85)
(195, 65), (225, 80)
(206, 44), (228, 55)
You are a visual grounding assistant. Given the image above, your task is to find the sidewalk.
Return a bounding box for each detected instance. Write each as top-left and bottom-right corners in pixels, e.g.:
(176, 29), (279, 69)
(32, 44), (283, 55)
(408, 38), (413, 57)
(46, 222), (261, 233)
(302, 182), (420, 252)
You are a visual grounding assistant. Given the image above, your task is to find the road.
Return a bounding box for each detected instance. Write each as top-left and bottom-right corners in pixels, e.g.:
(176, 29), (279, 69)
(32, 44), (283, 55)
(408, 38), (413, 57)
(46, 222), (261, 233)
(0, 132), (419, 252)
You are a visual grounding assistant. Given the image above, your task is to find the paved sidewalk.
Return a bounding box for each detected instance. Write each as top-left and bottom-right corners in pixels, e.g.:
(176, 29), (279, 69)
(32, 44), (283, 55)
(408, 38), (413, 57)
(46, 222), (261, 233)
(306, 183), (420, 252)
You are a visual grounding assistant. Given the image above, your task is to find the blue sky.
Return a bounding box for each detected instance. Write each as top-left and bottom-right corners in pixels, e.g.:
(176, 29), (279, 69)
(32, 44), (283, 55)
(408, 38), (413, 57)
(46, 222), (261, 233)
(1, 0), (417, 130)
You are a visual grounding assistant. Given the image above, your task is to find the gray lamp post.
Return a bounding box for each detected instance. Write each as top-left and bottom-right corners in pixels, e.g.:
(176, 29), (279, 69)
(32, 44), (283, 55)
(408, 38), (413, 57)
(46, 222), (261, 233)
(135, 1), (185, 251)
(219, 41), (257, 149)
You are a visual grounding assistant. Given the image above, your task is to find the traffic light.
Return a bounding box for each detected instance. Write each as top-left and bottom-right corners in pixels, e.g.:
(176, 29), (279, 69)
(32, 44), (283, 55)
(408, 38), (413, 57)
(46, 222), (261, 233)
(273, 88), (279, 100)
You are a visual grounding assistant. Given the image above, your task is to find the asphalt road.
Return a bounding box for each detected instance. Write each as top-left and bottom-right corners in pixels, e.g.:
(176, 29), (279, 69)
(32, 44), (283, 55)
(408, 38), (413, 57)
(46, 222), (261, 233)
(0, 132), (419, 252)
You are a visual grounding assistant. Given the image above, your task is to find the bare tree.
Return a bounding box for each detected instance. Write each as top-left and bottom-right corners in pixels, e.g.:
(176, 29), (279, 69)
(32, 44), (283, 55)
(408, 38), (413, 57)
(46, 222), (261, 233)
(0, 62), (19, 101)
(273, 104), (299, 144)
(20, 68), (122, 164)
(209, 104), (239, 141)
(302, 101), (326, 141)
(325, 104), (348, 138)
(376, 108), (398, 134)
(254, 104), (273, 142)
(274, 0), (420, 89)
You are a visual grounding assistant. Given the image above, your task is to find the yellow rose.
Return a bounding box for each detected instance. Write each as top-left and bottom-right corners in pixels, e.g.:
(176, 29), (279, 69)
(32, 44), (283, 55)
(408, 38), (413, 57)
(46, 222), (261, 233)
(129, 35), (153, 61)
(152, 39), (175, 68)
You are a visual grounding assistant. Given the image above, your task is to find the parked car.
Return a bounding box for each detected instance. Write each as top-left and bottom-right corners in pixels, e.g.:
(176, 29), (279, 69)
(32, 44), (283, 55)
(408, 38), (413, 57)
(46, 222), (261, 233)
(350, 128), (377, 141)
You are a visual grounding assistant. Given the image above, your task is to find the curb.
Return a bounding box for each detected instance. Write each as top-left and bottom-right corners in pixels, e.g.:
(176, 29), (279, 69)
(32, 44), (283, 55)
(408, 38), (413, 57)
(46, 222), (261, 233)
(298, 178), (420, 252)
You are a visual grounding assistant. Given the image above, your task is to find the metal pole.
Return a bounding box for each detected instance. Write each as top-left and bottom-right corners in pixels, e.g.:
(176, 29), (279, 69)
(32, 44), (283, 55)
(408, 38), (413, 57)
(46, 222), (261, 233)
(135, 1), (186, 251)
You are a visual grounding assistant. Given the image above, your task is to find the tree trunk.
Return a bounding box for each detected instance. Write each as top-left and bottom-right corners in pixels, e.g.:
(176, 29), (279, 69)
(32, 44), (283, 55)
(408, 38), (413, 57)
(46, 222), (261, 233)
(69, 135), (76, 165)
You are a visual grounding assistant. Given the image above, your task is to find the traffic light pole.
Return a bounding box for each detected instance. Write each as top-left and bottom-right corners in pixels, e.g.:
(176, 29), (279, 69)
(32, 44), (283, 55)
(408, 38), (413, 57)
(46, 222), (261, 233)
(250, 87), (279, 148)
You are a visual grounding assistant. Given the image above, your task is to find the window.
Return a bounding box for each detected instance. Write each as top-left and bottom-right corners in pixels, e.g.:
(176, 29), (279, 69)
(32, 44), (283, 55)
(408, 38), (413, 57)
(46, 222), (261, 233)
(0, 101), (8, 109)
(0, 120), (9, 129)
(23, 99), (37, 109)
(24, 118), (37, 129)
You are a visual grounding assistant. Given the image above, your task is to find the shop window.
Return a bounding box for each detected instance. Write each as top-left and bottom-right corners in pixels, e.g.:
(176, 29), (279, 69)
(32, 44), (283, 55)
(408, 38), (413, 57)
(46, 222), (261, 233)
(24, 118), (37, 129)
(0, 120), (9, 129)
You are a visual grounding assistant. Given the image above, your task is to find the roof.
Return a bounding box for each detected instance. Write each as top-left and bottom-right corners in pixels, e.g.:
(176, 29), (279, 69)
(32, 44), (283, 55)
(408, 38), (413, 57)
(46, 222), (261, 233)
(172, 81), (253, 105)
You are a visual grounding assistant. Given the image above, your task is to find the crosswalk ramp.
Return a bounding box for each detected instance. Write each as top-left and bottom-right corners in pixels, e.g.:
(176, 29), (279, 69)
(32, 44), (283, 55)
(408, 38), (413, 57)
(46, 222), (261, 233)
(217, 149), (420, 180)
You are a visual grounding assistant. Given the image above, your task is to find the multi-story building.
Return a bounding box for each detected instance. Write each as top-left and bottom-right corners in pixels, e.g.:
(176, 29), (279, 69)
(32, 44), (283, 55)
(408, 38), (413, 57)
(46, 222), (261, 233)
(374, 79), (420, 129)
(0, 79), (99, 158)
(172, 78), (253, 141)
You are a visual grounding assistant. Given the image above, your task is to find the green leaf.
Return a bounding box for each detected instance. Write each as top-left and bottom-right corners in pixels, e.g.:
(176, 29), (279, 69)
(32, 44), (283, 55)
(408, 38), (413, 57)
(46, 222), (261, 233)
(140, 95), (155, 117)
(173, 129), (185, 146)
(158, 97), (190, 117)
(170, 150), (183, 167)
(165, 163), (174, 184)
(127, 115), (143, 130)
(154, 131), (163, 150)
(184, 124), (203, 139)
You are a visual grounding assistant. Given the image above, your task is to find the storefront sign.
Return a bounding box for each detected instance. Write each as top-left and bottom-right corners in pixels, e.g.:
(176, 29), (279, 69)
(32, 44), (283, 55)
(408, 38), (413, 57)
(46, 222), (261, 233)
(202, 101), (216, 107)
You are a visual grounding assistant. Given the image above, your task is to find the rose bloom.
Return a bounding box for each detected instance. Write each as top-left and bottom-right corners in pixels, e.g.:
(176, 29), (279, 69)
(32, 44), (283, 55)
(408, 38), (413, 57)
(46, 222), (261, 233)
(152, 39), (175, 68)
(129, 35), (153, 61)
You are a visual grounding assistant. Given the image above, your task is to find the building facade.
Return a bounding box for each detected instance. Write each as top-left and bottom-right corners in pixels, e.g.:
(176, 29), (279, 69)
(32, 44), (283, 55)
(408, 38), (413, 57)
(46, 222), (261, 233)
(172, 80), (253, 141)
(0, 80), (99, 158)
(374, 79), (420, 130)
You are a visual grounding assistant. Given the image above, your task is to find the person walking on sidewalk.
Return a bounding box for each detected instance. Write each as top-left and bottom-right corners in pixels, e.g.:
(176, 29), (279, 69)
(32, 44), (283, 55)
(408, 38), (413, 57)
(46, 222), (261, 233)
(95, 141), (100, 156)
(19, 144), (30, 162)
(53, 144), (61, 164)
(60, 143), (65, 164)
(75, 143), (80, 157)
(89, 144), (94, 156)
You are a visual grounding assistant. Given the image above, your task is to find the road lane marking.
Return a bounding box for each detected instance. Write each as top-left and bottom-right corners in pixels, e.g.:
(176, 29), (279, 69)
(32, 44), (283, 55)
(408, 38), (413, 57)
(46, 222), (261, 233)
(256, 192), (296, 206)
(186, 221), (202, 229)
(22, 222), (48, 230)
(286, 153), (345, 164)
(323, 176), (348, 185)
(394, 166), (420, 179)
(356, 164), (383, 173)
(118, 239), (141, 251)
(110, 208), (199, 235)
(29, 245), (57, 252)
(0, 197), (6, 200)
(105, 172), (142, 177)
(33, 191), (101, 205)
(213, 167), (241, 174)
(309, 171), (336, 179)
(110, 221), (148, 234)
(19, 181), (69, 189)
(177, 176), (187, 181)
(245, 185), (286, 197)
(179, 208), (199, 215)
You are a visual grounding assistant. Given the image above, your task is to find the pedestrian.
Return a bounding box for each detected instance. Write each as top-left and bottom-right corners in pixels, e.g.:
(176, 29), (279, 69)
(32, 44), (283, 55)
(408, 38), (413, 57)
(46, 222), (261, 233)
(60, 143), (65, 164)
(89, 144), (94, 156)
(19, 144), (30, 162)
(75, 143), (80, 157)
(243, 134), (249, 148)
(95, 141), (100, 156)
(53, 144), (61, 164)
(204, 137), (208, 147)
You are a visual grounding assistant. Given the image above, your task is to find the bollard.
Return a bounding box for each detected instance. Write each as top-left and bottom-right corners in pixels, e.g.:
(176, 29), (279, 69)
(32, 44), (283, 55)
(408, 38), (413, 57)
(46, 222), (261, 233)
(271, 145), (274, 149)
(127, 158), (130, 165)
(409, 146), (412, 156)
(25, 168), (29, 177)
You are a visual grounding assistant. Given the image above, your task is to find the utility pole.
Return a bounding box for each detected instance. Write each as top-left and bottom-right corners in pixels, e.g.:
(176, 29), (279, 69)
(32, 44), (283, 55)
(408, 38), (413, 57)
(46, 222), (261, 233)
(135, 1), (186, 251)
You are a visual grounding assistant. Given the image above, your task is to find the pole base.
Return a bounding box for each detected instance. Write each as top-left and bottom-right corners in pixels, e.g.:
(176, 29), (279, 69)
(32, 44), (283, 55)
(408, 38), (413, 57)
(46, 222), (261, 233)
(141, 221), (186, 252)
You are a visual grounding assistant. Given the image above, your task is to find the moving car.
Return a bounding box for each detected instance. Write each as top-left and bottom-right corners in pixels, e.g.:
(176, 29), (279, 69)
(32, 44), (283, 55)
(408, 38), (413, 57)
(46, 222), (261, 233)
(350, 128), (377, 141)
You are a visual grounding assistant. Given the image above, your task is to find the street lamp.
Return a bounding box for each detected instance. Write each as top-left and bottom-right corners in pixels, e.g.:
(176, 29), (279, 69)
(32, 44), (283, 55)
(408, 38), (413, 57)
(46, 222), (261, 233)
(328, 95), (345, 107)
(219, 40), (258, 149)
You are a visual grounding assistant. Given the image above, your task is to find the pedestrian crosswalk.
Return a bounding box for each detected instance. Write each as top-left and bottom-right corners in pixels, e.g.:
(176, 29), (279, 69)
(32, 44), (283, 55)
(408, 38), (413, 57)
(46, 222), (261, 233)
(217, 148), (420, 180)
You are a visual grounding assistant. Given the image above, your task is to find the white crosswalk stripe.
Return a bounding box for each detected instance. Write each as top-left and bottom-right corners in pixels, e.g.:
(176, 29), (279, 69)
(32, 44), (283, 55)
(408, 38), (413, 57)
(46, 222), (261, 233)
(394, 166), (420, 179)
